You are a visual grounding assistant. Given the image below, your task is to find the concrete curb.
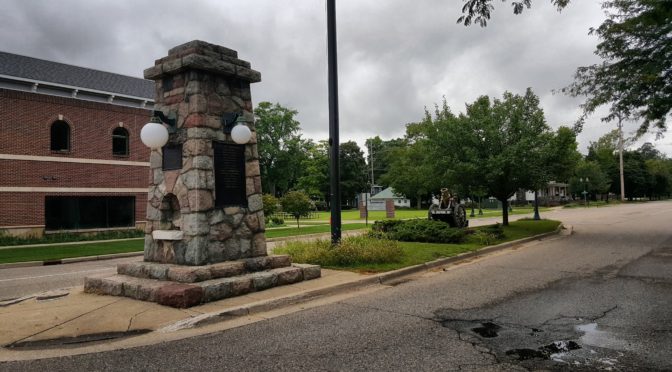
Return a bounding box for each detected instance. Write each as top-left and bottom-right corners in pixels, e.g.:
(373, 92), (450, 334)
(162, 223), (568, 331)
(0, 252), (144, 269)
(0, 237), (144, 250)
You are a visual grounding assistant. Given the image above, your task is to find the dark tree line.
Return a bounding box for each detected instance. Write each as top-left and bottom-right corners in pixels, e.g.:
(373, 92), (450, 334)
(254, 102), (366, 209)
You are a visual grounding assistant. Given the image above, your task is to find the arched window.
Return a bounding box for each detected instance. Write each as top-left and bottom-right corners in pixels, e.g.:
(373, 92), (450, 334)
(50, 120), (70, 151)
(112, 127), (129, 156)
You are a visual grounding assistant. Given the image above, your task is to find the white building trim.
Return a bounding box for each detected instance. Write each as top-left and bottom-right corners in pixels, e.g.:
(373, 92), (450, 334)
(0, 187), (147, 193)
(0, 154), (149, 167)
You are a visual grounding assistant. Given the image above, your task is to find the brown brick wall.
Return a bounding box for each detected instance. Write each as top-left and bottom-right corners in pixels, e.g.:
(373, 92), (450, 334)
(0, 89), (151, 161)
(0, 192), (147, 227)
(0, 160), (148, 188)
(0, 88), (152, 229)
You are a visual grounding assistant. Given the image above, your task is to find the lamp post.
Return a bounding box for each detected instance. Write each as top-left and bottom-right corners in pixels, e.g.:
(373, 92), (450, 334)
(533, 190), (541, 220)
(327, 0), (341, 244)
(579, 177), (590, 206)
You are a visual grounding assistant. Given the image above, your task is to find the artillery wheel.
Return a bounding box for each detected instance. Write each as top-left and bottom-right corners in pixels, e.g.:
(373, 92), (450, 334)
(428, 204), (438, 220)
(450, 205), (468, 228)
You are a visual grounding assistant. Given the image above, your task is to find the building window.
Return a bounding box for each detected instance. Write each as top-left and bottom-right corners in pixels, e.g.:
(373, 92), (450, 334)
(45, 196), (135, 230)
(112, 127), (129, 156)
(50, 120), (70, 151)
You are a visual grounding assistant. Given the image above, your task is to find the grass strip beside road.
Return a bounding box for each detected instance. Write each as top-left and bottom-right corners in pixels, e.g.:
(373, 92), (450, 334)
(265, 223), (368, 239)
(0, 220), (557, 265)
(0, 223), (369, 264)
(0, 240), (144, 264)
(277, 219), (561, 273)
(361, 219), (560, 272)
(310, 207), (551, 221)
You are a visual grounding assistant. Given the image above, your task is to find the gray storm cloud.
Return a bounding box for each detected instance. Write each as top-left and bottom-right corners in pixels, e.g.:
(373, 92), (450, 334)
(1, 0), (668, 154)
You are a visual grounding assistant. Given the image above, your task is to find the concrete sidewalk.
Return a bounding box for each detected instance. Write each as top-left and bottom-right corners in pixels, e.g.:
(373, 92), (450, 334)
(0, 224), (567, 362)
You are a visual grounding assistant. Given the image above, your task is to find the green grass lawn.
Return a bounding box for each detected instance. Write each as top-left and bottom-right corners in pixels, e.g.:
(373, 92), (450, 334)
(0, 223), (369, 264)
(265, 223), (368, 239)
(563, 200), (621, 208)
(310, 207), (550, 221)
(0, 220), (559, 266)
(278, 219), (561, 273)
(0, 240), (144, 264)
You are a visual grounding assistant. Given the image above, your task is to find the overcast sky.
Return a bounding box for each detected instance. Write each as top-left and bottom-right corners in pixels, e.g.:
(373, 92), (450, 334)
(1, 0), (670, 156)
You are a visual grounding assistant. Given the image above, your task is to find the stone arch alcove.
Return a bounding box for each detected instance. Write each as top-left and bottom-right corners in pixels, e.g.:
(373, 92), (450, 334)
(159, 193), (182, 231)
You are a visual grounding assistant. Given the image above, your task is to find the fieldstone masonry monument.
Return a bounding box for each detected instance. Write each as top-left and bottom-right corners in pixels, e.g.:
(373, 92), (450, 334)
(85, 41), (320, 308)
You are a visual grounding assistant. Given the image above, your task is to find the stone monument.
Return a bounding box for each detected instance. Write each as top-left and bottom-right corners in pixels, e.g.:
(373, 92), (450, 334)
(85, 41), (320, 308)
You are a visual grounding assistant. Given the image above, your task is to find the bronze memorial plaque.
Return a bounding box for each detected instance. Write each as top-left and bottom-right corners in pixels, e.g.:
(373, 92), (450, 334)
(162, 145), (183, 171)
(213, 141), (247, 207)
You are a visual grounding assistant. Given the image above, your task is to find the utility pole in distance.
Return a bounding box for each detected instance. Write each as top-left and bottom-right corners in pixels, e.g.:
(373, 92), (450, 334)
(327, 0), (341, 244)
(618, 116), (625, 202)
(369, 142), (375, 194)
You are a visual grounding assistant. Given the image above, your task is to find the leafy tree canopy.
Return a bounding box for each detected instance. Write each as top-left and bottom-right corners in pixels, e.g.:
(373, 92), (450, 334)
(295, 140), (330, 204)
(563, 0), (672, 136)
(457, 0), (569, 27)
(339, 141), (368, 206)
(262, 194), (280, 217)
(280, 191), (314, 228)
(569, 160), (611, 196)
(402, 89), (569, 225)
(254, 102), (307, 196)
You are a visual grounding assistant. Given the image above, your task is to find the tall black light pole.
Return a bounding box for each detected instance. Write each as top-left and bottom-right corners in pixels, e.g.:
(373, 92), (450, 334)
(327, 0), (342, 244)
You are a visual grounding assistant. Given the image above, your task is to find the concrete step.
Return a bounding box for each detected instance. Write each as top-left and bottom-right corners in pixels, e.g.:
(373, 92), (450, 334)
(85, 263), (321, 308)
(116, 255), (293, 283)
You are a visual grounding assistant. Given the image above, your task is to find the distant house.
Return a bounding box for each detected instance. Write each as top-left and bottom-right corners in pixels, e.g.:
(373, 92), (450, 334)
(371, 187), (411, 208)
(358, 187), (411, 211)
(516, 181), (570, 205)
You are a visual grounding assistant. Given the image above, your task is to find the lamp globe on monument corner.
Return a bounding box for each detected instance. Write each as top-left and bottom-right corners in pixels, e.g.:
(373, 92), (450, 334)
(231, 116), (252, 144)
(140, 117), (169, 149)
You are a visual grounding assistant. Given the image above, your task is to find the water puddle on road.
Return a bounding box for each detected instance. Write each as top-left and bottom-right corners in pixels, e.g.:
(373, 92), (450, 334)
(506, 340), (581, 361)
(576, 322), (628, 350)
(471, 322), (501, 338)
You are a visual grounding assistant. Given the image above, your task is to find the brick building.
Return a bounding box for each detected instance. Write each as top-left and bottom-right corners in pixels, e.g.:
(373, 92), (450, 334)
(0, 51), (154, 237)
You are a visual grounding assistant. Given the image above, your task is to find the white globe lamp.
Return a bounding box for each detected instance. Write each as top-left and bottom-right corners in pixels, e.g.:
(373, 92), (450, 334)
(231, 123), (252, 144)
(140, 118), (169, 149)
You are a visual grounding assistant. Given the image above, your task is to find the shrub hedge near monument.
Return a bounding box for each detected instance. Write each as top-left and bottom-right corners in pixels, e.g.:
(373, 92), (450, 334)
(370, 219), (468, 244)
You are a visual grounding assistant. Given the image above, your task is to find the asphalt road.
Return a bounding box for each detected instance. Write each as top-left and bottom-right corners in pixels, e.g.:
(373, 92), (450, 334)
(2, 201), (671, 371)
(0, 214), (516, 300)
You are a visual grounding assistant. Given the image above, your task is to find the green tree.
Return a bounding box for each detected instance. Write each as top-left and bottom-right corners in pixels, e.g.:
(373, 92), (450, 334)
(295, 140), (330, 206)
(586, 130), (621, 196)
(563, 0), (672, 135)
(434, 89), (553, 225)
(569, 161), (611, 201)
(254, 102), (307, 196)
(339, 141), (367, 207)
(546, 126), (582, 183)
(459, 1), (672, 135)
(645, 158), (672, 199)
(280, 191), (314, 228)
(382, 138), (437, 209)
(457, 0), (569, 27)
(262, 194), (280, 218)
(532, 126), (581, 216)
(622, 151), (650, 199)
